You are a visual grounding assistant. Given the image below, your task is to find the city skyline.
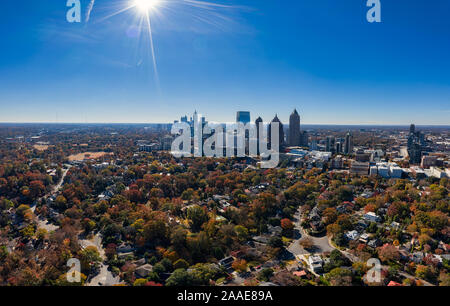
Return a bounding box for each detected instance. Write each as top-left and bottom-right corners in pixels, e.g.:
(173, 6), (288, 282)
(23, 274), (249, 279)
(1, 0), (450, 125)
(1, 0), (450, 292)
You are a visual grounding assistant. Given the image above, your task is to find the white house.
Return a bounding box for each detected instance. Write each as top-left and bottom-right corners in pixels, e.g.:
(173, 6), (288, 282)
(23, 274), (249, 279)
(345, 230), (360, 241)
(308, 255), (324, 273)
(363, 212), (381, 223)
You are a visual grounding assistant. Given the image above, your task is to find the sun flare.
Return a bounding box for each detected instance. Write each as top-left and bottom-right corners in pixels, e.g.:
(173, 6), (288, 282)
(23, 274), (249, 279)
(134, 0), (161, 12)
(94, 0), (237, 88)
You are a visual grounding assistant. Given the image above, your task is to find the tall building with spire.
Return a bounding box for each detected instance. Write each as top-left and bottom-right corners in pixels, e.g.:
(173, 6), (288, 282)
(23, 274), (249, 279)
(268, 114), (284, 149)
(289, 109), (301, 146)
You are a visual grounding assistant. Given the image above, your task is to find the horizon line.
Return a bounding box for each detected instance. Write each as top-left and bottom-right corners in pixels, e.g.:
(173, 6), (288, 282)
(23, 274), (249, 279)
(0, 122), (450, 127)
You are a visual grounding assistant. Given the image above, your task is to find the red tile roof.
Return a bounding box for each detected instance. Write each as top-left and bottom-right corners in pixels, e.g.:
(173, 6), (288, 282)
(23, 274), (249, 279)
(387, 281), (403, 287)
(293, 271), (307, 277)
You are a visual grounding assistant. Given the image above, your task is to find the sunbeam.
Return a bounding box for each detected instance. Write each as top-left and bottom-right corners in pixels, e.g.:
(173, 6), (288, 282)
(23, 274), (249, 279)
(85, 0), (243, 90)
(134, 0), (161, 12)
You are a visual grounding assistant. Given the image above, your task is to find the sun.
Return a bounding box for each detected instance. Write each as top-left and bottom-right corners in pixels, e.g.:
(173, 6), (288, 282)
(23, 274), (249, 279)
(134, 0), (161, 12)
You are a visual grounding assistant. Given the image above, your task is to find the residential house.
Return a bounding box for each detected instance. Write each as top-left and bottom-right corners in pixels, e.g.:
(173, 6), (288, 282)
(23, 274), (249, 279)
(368, 239), (382, 248)
(135, 264), (153, 278)
(345, 230), (360, 241)
(219, 257), (234, 270)
(359, 233), (371, 244)
(410, 252), (424, 264)
(253, 236), (270, 244)
(267, 225), (282, 236)
(308, 255), (324, 273)
(363, 212), (381, 223)
(390, 222), (400, 230)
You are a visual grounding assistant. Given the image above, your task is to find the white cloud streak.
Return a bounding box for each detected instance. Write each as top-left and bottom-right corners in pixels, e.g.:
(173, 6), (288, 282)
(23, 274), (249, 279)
(85, 0), (96, 22)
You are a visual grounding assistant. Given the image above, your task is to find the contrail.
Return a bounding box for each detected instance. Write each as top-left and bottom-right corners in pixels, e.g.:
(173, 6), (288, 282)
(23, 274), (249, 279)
(85, 0), (95, 23)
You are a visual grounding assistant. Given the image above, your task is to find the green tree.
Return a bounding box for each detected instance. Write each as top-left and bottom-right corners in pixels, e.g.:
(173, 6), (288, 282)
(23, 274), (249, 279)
(20, 224), (35, 239)
(166, 269), (194, 286)
(258, 268), (274, 282)
(55, 195), (67, 210)
(174, 259), (190, 270)
(170, 226), (187, 252)
(325, 267), (353, 286)
(234, 225), (249, 241)
(153, 263), (166, 275)
(79, 246), (102, 273)
(160, 258), (174, 273)
(269, 236), (283, 249)
(181, 188), (195, 201)
(189, 263), (220, 285)
(187, 205), (208, 232)
(16, 204), (30, 218)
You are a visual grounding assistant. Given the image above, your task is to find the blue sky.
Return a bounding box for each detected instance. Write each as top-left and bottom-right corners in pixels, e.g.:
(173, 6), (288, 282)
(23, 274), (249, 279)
(0, 0), (449, 124)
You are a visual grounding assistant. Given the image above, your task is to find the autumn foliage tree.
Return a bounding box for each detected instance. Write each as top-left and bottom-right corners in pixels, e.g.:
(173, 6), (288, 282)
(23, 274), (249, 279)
(299, 238), (314, 251)
(280, 218), (294, 237)
(232, 259), (248, 273)
(378, 244), (400, 263)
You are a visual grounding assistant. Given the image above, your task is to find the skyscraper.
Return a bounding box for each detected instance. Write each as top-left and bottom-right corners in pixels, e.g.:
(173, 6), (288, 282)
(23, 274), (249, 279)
(300, 131), (309, 147)
(344, 132), (353, 154)
(236, 111), (251, 124)
(336, 141), (343, 154)
(289, 109), (301, 146)
(268, 114), (284, 149)
(255, 117), (263, 155)
(326, 136), (335, 153)
(408, 123), (423, 164)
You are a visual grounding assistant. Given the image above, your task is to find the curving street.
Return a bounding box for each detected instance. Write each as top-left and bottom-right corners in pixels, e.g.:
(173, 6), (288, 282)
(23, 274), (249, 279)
(287, 208), (334, 256)
(80, 234), (121, 286)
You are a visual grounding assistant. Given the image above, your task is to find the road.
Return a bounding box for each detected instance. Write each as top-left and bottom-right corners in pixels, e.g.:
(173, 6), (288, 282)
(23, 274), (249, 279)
(32, 165), (72, 231)
(28, 164), (121, 286)
(287, 208), (334, 256)
(79, 234), (122, 286)
(50, 167), (71, 194)
(286, 210), (434, 286)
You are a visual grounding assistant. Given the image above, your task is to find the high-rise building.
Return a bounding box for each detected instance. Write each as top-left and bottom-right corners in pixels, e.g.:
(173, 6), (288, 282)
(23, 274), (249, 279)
(407, 123), (423, 164)
(344, 132), (353, 154)
(289, 109), (301, 146)
(268, 114), (284, 149)
(310, 139), (318, 150)
(336, 141), (343, 154)
(300, 131), (309, 147)
(255, 117), (263, 155)
(236, 112), (251, 155)
(255, 117), (263, 133)
(236, 111), (251, 124)
(326, 136), (335, 153)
